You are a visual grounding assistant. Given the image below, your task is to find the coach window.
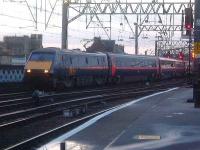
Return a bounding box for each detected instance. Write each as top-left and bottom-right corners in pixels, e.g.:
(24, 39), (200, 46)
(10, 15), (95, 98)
(148, 60), (152, 67)
(102, 57), (105, 65)
(69, 57), (72, 65)
(122, 58), (126, 66)
(103, 57), (105, 63)
(146, 60), (150, 67)
(97, 57), (100, 65)
(66, 56), (70, 65)
(85, 57), (88, 64)
(134, 59), (137, 66)
(73, 56), (79, 67)
(131, 60), (135, 66)
(152, 61), (156, 67)
(138, 60), (143, 67)
(143, 60), (147, 67)
(137, 59), (142, 67)
(62, 55), (64, 62)
(65, 56), (68, 65)
(126, 58), (130, 67)
(116, 59), (120, 66)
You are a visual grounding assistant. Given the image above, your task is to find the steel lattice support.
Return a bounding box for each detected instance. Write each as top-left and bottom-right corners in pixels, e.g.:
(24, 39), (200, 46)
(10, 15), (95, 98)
(68, 1), (194, 15)
(156, 40), (189, 56)
(2, 0), (195, 55)
(64, 0), (194, 54)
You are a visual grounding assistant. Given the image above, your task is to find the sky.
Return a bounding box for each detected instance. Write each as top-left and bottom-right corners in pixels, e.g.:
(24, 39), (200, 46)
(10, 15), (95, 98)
(0, 0), (193, 55)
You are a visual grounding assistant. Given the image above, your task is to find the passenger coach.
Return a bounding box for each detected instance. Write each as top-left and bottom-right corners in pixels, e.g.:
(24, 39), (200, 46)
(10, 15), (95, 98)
(107, 53), (159, 83)
(159, 57), (186, 79)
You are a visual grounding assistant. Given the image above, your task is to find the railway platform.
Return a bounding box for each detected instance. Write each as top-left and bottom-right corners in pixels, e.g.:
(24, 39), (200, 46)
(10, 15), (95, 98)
(39, 87), (200, 150)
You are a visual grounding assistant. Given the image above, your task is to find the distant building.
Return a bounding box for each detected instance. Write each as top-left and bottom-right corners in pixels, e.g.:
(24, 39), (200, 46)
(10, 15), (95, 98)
(30, 34), (43, 51)
(4, 35), (30, 55)
(86, 37), (124, 53)
(3, 34), (42, 55)
(0, 34), (43, 65)
(0, 41), (6, 55)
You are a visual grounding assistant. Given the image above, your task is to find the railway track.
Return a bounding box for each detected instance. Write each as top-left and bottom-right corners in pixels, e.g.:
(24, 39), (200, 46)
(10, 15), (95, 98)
(0, 84), (157, 114)
(0, 91), (32, 101)
(0, 86), (161, 125)
(0, 83), (29, 94)
(0, 79), (186, 114)
(0, 79), (188, 150)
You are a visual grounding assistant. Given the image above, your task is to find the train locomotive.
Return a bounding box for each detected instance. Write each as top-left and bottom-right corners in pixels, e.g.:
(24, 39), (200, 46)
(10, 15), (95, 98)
(24, 47), (186, 88)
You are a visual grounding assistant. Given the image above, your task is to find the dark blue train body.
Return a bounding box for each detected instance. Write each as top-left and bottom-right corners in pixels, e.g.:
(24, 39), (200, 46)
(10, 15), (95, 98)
(24, 47), (186, 88)
(24, 48), (109, 88)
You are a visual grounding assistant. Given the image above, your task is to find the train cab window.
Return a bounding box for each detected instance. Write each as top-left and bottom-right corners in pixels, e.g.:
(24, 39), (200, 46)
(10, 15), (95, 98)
(30, 52), (55, 61)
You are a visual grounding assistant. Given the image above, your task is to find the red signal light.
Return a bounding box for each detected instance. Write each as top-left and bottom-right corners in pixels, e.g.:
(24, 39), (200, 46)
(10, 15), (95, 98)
(185, 8), (193, 30)
(186, 24), (192, 30)
(178, 52), (184, 60)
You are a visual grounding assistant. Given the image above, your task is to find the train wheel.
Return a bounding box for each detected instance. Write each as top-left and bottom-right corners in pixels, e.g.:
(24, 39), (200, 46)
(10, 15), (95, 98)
(64, 78), (74, 88)
(52, 78), (57, 90)
(95, 77), (104, 85)
(113, 76), (121, 84)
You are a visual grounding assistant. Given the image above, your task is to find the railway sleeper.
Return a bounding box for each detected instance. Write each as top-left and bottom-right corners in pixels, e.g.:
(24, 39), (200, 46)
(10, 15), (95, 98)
(63, 104), (88, 118)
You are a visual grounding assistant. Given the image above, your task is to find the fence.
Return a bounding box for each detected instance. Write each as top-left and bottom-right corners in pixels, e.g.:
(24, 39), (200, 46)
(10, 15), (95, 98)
(0, 65), (24, 83)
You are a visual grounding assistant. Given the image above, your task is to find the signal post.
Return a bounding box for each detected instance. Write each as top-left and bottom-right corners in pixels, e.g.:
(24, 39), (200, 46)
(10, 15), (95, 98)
(194, 0), (200, 107)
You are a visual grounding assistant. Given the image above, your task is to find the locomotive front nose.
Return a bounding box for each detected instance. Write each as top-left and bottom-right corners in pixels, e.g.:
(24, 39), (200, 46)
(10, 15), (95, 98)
(24, 51), (55, 86)
(25, 61), (52, 74)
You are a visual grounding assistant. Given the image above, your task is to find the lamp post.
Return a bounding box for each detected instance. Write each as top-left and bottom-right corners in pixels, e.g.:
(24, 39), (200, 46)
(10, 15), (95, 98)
(194, 0), (200, 107)
(62, 0), (69, 49)
(134, 22), (139, 55)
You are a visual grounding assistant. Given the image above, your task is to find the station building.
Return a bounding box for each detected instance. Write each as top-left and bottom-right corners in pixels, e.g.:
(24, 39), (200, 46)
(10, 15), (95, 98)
(0, 34), (43, 65)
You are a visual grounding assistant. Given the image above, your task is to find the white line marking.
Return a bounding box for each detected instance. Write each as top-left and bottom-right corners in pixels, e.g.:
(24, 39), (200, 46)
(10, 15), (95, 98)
(165, 115), (173, 118)
(104, 130), (126, 150)
(38, 87), (178, 150)
(151, 105), (157, 108)
(173, 112), (184, 115)
(134, 135), (161, 140)
(167, 98), (177, 100)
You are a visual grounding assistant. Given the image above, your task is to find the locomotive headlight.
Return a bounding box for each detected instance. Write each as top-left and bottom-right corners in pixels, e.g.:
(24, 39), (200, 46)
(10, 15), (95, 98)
(44, 69), (49, 73)
(27, 69), (31, 73)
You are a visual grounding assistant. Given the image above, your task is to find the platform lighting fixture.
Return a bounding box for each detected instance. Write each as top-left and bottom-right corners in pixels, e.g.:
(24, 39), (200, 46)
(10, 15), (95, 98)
(192, 51), (195, 59)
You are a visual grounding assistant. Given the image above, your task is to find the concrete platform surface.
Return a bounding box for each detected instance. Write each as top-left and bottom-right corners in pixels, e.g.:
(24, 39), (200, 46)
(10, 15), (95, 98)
(40, 87), (200, 150)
